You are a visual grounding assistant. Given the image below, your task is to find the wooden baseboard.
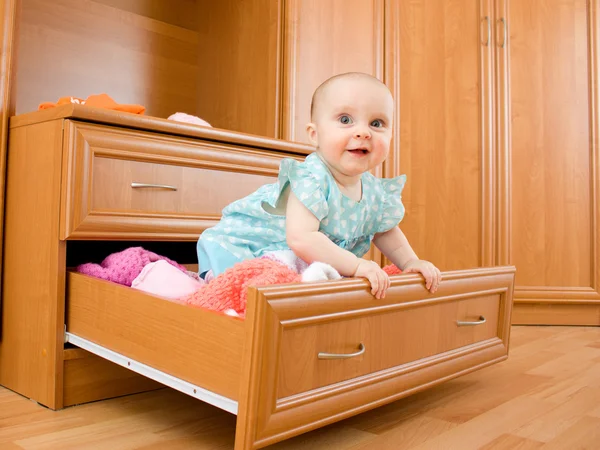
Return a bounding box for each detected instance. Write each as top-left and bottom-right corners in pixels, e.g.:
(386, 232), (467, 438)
(512, 303), (600, 326)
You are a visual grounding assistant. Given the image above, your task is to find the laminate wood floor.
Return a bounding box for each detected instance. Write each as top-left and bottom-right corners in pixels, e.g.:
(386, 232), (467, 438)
(1, 326), (600, 449)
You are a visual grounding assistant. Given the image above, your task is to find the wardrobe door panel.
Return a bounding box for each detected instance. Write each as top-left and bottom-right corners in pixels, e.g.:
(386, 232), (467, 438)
(384, 0), (494, 271)
(505, 0), (600, 314)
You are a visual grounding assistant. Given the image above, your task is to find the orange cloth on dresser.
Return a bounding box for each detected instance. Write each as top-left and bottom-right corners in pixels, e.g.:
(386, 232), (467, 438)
(38, 93), (145, 114)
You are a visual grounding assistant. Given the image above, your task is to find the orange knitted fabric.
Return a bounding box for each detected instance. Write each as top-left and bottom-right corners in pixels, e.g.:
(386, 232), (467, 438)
(183, 258), (301, 317)
(39, 93), (145, 114)
(382, 264), (402, 275)
(182, 259), (402, 318)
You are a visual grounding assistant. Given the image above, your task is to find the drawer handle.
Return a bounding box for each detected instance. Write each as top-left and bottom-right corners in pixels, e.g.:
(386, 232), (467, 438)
(131, 182), (177, 191)
(456, 315), (487, 327)
(318, 343), (365, 360)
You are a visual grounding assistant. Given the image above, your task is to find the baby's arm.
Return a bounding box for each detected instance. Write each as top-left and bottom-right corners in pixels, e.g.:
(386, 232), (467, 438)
(373, 226), (442, 293)
(286, 192), (389, 298)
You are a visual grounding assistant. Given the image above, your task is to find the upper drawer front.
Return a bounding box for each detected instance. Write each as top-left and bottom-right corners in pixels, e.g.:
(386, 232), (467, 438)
(277, 293), (500, 398)
(61, 121), (297, 240)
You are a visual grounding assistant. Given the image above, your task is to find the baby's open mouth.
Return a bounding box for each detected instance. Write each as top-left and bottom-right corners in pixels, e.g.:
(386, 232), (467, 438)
(347, 148), (369, 155)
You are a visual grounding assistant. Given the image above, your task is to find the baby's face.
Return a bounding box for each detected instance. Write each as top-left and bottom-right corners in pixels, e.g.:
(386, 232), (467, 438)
(307, 77), (394, 180)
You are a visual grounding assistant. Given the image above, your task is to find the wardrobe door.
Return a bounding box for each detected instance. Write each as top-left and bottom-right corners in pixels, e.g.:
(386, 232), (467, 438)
(384, 0), (495, 271)
(280, 0), (384, 143)
(504, 0), (600, 324)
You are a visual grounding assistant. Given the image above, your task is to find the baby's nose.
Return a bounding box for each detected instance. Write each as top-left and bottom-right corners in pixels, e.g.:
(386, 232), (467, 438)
(354, 127), (371, 139)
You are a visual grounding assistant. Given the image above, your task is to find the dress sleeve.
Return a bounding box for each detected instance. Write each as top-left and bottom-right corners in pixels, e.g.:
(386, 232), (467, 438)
(376, 175), (407, 233)
(272, 158), (329, 221)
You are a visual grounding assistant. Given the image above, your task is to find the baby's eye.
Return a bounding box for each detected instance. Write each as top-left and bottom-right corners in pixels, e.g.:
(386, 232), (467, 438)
(339, 115), (353, 125)
(371, 119), (384, 128)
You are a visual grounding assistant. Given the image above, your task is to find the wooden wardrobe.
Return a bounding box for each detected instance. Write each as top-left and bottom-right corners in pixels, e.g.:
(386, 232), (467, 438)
(181, 0), (600, 325)
(0, 1), (598, 326)
(378, 0), (598, 326)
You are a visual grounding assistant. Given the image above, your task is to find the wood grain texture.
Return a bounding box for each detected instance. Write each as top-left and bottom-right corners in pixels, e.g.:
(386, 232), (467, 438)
(235, 266), (515, 449)
(196, 0), (282, 138)
(0, 120), (66, 409)
(278, 294), (501, 398)
(63, 348), (162, 407)
(387, 0), (490, 272)
(508, 0), (596, 296)
(94, 0), (199, 31)
(66, 272), (245, 401)
(281, 0), (384, 143)
(60, 120), (294, 240)
(512, 303), (600, 326)
(1, 326), (599, 449)
(496, 0), (511, 269)
(13, 0), (200, 118)
(590, 0), (600, 298)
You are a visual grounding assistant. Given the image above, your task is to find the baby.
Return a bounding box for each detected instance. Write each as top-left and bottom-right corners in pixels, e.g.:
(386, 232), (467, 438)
(197, 72), (441, 298)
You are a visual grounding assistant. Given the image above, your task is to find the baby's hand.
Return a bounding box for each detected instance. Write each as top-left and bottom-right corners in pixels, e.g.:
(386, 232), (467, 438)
(403, 259), (442, 293)
(354, 259), (390, 299)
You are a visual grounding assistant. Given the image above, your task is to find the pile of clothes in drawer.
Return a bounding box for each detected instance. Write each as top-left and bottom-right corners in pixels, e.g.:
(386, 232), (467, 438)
(77, 247), (402, 318)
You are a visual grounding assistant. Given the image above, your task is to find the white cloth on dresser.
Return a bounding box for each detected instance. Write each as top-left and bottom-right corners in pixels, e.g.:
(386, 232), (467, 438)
(261, 250), (342, 282)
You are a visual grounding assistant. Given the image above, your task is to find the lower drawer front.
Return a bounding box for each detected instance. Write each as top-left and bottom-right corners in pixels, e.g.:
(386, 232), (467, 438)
(239, 267), (514, 449)
(278, 295), (499, 398)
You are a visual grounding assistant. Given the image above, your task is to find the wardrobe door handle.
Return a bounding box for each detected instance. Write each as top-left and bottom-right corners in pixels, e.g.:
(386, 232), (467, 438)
(318, 343), (365, 360)
(131, 182), (178, 191)
(497, 17), (507, 48)
(456, 315), (487, 327)
(481, 16), (490, 46)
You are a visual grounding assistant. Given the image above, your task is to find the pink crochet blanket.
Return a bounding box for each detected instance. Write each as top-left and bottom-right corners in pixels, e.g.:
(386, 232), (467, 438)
(77, 247), (187, 286)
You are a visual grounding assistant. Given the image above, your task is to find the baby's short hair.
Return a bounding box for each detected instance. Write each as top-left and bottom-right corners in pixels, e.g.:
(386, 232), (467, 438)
(310, 72), (389, 120)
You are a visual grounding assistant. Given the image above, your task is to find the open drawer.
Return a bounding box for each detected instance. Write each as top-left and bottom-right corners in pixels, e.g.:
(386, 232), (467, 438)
(66, 266), (515, 450)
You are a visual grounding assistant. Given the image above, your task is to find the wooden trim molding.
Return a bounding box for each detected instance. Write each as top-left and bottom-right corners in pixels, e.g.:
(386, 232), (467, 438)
(382, 0), (400, 181)
(589, 0), (599, 295)
(515, 286), (600, 304)
(373, 0), (384, 81)
(280, 0), (298, 142)
(495, 0), (511, 268)
(512, 303), (600, 326)
(481, 0), (495, 267)
(273, 0), (284, 140)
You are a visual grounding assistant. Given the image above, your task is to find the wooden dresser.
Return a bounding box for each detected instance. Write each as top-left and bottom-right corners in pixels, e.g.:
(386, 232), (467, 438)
(0, 105), (515, 449)
(0, 105), (311, 409)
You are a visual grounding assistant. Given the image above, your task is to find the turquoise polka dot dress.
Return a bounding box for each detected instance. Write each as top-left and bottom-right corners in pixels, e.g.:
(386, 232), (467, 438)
(197, 152), (407, 277)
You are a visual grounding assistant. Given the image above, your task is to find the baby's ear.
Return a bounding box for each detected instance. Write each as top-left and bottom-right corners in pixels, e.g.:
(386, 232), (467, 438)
(305, 122), (318, 147)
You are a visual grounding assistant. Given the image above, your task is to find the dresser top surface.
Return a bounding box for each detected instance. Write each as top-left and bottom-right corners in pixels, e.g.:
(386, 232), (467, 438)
(10, 104), (314, 156)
